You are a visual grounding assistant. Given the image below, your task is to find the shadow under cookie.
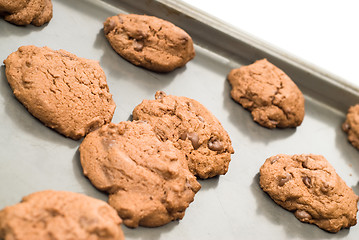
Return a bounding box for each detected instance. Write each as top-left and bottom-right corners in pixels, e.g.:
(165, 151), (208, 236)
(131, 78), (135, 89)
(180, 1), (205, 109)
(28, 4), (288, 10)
(0, 20), (47, 38)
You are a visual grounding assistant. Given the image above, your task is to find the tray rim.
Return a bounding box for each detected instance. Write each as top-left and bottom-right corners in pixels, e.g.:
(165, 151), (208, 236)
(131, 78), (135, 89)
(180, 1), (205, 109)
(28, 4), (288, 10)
(159, 0), (359, 93)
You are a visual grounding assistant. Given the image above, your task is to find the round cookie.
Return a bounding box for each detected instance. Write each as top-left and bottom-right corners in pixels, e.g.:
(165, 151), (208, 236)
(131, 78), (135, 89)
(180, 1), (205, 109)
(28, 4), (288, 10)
(79, 121), (201, 228)
(0, 190), (124, 240)
(4, 45), (116, 140)
(342, 104), (359, 150)
(133, 91), (234, 179)
(227, 58), (305, 128)
(0, 0), (53, 26)
(103, 14), (195, 72)
(259, 154), (358, 232)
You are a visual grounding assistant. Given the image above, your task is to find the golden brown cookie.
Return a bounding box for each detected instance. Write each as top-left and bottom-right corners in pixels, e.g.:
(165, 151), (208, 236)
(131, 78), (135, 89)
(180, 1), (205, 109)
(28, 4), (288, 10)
(0, 190), (124, 240)
(79, 121), (201, 228)
(133, 91), (234, 179)
(4, 45), (116, 140)
(103, 14), (195, 72)
(342, 104), (359, 150)
(0, 0), (53, 26)
(260, 154), (358, 232)
(228, 59), (305, 128)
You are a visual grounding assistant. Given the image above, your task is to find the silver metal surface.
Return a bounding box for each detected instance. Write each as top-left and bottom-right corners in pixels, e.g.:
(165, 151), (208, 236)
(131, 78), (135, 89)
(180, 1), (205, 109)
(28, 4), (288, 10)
(1, 0), (359, 239)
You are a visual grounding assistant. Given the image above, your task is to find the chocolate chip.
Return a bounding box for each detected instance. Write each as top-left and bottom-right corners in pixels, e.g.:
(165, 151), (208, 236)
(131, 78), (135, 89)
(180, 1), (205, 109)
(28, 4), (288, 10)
(179, 132), (200, 150)
(302, 176), (312, 188)
(133, 40), (144, 51)
(187, 132), (200, 150)
(294, 210), (312, 220)
(155, 91), (166, 100)
(179, 132), (188, 140)
(208, 139), (224, 152)
(302, 161), (309, 169)
(278, 173), (292, 186)
(342, 122), (351, 132)
(104, 19), (117, 35)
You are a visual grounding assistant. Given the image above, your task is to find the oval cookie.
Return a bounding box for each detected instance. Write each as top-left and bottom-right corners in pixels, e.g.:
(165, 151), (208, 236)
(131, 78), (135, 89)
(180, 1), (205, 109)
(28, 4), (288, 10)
(342, 104), (359, 150)
(103, 14), (195, 72)
(0, 190), (124, 240)
(227, 59), (305, 128)
(4, 45), (116, 140)
(79, 121), (201, 228)
(259, 154), (358, 232)
(133, 91), (234, 179)
(0, 0), (53, 26)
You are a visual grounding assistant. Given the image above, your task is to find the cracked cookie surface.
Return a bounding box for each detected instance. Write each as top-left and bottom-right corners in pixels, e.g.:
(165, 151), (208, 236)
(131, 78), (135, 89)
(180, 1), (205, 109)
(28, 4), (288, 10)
(342, 104), (359, 150)
(103, 14), (195, 72)
(133, 91), (234, 179)
(79, 121), (201, 228)
(227, 59), (305, 128)
(260, 154), (358, 232)
(0, 0), (53, 26)
(0, 190), (124, 240)
(4, 45), (116, 140)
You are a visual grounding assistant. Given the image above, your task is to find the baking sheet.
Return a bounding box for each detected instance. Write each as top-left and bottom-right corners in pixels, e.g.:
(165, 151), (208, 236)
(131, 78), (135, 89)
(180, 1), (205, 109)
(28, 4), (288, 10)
(1, 0), (359, 239)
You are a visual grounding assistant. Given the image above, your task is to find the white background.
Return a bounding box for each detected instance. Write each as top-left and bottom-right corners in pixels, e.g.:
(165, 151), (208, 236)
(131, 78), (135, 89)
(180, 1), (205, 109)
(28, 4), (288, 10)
(180, 0), (359, 88)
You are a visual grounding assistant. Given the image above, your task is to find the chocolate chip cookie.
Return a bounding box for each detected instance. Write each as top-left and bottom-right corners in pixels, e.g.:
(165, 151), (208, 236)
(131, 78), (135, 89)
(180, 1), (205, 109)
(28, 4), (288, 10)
(0, 190), (124, 240)
(103, 14), (195, 72)
(0, 0), (53, 26)
(4, 45), (116, 140)
(79, 121), (201, 228)
(133, 91), (234, 179)
(260, 154), (358, 232)
(227, 59), (305, 128)
(342, 104), (359, 150)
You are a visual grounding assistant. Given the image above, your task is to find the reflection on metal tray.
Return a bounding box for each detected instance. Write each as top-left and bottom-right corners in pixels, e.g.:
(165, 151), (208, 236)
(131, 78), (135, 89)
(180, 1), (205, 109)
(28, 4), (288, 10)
(0, 0), (358, 239)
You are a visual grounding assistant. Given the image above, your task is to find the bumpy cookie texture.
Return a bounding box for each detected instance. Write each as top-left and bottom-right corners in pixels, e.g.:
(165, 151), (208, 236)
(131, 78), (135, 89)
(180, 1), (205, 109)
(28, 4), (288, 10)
(103, 14), (195, 72)
(133, 91), (234, 179)
(228, 59), (305, 128)
(80, 121), (201, 228)
(0, 0), (53, 26)
(0, 190), (124, 240)
(4, 45), (116, 140)
(342, 104), (359, 150)
(260, 154), (358, 232)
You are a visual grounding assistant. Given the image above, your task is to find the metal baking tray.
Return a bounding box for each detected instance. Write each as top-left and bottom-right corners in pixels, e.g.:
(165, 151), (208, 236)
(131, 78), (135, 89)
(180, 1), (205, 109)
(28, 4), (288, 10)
(1, 0), (359, 239)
